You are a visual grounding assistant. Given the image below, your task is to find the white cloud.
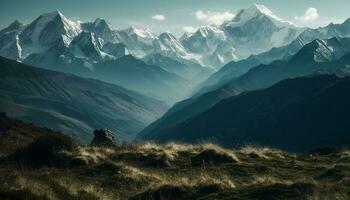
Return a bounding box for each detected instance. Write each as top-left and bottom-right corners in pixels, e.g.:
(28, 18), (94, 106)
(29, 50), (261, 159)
(195, 10), (234, 25)
(151, 14), (165, 21)
(183, 26), (197, 33)
(195, 11), (208, 21)
(295, 7), (319, 22)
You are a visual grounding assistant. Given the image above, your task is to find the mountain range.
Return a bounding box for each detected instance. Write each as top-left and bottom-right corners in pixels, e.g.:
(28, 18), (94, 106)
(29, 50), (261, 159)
(138, 73), (350, 152)
(0, 4), (313, 71)
(0, 11), (204, 104)
(196, 17), (350, 96)
(3, 2), (350, 198)
(1, 4), (350, 151)
(1, 5), (349, 104)
(0, 56), (168, 142)
(180, 4), (304, 68)
(138, 37), (350, 142)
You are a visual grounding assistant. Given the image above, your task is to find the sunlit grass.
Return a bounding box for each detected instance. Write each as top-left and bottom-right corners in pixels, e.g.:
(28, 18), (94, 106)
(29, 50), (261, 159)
(2, 140), (350, 199)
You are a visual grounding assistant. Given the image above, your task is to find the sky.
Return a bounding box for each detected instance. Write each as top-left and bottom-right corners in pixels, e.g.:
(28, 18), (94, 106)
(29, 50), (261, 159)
(0, 0), (349, 36)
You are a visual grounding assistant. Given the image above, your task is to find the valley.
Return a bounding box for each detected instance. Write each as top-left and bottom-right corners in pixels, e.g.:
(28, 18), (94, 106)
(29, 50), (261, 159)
(0, 114), (350, 199)
(1, 2), (350, 199)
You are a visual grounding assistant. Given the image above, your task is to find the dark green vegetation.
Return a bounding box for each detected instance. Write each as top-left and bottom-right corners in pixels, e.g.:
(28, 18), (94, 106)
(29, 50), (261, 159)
(0, 57), (168, 142)
(1, 113), (350, 200)
(139, 74), (350, 152)
(138, 37), (350, 145)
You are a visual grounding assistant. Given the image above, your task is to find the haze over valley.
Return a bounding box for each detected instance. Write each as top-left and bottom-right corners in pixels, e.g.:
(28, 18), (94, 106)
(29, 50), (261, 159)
(1, 1), (350, 199)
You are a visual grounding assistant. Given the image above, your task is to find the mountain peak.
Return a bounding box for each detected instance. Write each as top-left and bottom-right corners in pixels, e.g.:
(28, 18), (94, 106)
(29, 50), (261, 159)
(190, 26), (225, 39)
(126, 26), (156, 39)
(179, 32), (192, 42)
(5, 20), (24, 31)
(73, 31), (101, 47)
(245, 4), (283, 21)
(9, 20), (23, 27)
(18, 9), (82, 57)
(69, 31), (105, 60)
(159, 31), (176, 39)
(156, 31), (186, 54)
(40, 10), (64, 20)
(93, 18), (111, 28)
(248, 4), (275, 17)
(227, 4), (292, 28)
(343, 18), (350, 26)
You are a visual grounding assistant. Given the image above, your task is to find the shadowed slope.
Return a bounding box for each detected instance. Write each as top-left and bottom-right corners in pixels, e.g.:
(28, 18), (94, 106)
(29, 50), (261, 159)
(0, 57), (168, 142)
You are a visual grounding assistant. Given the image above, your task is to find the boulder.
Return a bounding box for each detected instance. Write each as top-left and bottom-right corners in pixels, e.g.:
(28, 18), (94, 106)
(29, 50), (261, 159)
(91, 129), (117, 147)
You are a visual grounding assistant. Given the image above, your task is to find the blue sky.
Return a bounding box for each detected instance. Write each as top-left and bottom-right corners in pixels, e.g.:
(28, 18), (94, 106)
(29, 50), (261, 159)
(1, 0), (349, 36)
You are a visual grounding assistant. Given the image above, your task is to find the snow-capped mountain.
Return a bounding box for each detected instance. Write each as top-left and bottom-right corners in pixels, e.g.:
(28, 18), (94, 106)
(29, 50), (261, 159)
(154, 32), (187, 57)
(197, 16), (350, 97)
(115, 26), (206, 72)
(138, 36), (350, 142)
(102, 42), (129, 60)
(8, 11), (130, 71)
(19, 11), (82, 58)
(180, 4), (304, 68)
(181, 26), (226, 54)
(222, 4), (303, 57)
(2, 11), (176, 69)
(0, 11), (195, 104)
(81, 18), (119, 45)
(69, 31), (111, 64)
(152, 32), (204, 67)
(180, 26), (230, 67)
(116, 26), (157, 58)
(1, 4), (349, 77)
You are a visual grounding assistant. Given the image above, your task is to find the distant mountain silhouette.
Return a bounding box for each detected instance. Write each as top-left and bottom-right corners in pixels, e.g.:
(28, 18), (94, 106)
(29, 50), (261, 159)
(138, 37), (350, 143)
(140, 74), (350, 152)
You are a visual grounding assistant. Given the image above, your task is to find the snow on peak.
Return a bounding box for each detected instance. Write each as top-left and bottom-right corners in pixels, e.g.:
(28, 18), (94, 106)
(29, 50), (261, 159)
(250, 4), (282, 21)
(226, 4), (292, 28)
(80, 18), (119, 45)
(40, 10), (63, 20)
(59, 14), (82, 45)
(37, 10), (82, 45)
(193, 26), (225, 40)
(69, 31), (111, 61)
(157, 31), (186, 53)
(18, 10), (82, 58)
(127, 26), (156, 39)
(115, 26), (157, 58)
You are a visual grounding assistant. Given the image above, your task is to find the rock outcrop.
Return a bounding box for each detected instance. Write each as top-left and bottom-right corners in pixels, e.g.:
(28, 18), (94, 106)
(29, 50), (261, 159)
(91, 129), (117, 147)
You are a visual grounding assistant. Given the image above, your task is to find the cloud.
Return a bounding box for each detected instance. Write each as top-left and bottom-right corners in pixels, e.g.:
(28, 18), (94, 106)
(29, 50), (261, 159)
(151, 14), (165, 21)
(195, 10), (234, 25)
(295, 7), (319, 22)
(183, 26), (197, 33)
